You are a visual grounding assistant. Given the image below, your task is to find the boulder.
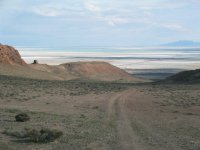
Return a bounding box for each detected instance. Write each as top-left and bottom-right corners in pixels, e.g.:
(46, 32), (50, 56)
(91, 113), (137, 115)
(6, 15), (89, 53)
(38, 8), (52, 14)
(32, 60), (39, 64)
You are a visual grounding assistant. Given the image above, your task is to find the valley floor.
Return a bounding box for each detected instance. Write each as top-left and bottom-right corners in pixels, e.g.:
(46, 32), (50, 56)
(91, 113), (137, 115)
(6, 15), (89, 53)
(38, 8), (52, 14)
(0, 76), (200, 150)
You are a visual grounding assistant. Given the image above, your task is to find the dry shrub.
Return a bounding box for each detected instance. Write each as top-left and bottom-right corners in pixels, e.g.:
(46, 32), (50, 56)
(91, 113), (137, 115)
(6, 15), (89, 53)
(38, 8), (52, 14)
(3, 128), (63, 143)
(15, 113), (30, 122)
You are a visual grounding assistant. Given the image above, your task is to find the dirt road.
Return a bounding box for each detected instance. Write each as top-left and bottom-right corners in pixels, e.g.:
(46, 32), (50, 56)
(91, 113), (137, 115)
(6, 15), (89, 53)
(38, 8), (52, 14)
(107, 89), (148, 150)
(1, 76), (200, 150)
(107, 88), (185, 150)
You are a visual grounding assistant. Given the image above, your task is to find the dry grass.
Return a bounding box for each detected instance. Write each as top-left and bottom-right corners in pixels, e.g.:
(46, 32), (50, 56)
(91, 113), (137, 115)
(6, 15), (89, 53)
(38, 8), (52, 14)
(0, 75), (200, 150)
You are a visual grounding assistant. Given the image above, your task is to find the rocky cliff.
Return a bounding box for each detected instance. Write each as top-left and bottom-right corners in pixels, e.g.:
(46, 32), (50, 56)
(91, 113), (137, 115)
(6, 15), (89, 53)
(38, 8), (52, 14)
(0, 44), (26, 65)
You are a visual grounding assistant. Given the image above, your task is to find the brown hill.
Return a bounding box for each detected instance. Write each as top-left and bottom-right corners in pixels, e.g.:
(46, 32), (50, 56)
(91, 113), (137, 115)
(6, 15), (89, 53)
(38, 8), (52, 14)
(29, 62), (146, 82)
(0, 44), (26, 65)
(0, 64), (69, 80)
(60, 62), (137, 81)
(0, 44), (148, 82)
(166, 69), (200, 83)
(0, 62), (146, 82)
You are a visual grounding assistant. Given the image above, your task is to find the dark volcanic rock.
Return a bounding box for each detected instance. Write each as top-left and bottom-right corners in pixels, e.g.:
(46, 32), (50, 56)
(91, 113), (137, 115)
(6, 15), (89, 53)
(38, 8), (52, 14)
(167, 69), (200, 83)
(32, 60), (39, 64)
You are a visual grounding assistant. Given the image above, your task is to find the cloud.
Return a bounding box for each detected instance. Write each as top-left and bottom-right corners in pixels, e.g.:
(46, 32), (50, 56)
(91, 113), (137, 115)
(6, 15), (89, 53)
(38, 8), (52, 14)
(33, 5), (62, 17)
(162, 24), (184, 31)
(30, 2), (85, 18)
(84, 0), (129, 26)
(27, 0), (190, 30)
(105, 17), (128, 26)
(0, 0), (199, 46)
(136, 1), (185, 10)
(84, 1), (102, 12)
(143, 20), (185, 31)
(0, 0), (25, 12)
(82, 0), (189, 28)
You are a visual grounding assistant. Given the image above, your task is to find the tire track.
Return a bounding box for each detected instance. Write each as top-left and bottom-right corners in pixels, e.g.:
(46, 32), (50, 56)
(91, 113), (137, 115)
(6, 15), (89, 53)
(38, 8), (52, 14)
(107, 89), (147, 150)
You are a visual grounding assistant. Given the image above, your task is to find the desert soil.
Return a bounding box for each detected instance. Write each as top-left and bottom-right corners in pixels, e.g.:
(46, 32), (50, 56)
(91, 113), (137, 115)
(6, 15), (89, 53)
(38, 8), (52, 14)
(0, 76), (200, 150)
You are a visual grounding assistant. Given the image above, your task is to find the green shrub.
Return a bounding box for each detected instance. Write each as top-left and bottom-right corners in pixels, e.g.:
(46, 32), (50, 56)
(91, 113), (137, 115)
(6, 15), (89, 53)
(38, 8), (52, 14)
(15, 113), (30, 122)
(3, 128), (63, 143)
(26, 128), (63, 143)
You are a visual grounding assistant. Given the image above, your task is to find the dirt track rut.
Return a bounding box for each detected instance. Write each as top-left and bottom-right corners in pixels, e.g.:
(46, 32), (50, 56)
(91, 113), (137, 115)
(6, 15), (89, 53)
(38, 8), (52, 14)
(107, 89), (148, 150)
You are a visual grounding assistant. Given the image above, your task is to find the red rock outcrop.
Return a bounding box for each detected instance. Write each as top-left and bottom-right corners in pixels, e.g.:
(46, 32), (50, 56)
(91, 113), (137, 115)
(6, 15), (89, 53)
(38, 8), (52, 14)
(0, 44), (26, 65)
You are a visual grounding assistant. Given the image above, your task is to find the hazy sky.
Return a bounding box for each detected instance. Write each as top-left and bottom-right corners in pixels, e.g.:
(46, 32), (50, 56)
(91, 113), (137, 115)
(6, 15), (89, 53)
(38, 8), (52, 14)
(0, 0), (200, 47)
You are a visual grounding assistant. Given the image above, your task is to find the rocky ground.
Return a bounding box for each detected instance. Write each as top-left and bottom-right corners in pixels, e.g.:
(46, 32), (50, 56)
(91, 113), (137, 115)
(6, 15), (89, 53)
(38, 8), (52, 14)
(0, 75), (200, 150)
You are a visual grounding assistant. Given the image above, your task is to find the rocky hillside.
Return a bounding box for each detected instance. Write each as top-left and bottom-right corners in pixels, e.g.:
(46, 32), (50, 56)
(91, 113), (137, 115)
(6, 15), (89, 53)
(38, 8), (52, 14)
(60, 62), (136, 81)
(0, 44), (26, 65)
(167, 69), (200, 83)
(29, 62), (146, 82)
(0, 44), (147, 82)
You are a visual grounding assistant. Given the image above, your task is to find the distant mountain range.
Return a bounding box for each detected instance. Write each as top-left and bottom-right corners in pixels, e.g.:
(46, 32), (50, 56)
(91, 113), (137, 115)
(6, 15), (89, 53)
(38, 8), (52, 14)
(163, 40), (200, 47)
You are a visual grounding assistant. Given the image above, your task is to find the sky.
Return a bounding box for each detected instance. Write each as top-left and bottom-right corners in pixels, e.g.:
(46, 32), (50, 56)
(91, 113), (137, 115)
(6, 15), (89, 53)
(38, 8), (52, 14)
(0, 0), (200, 47)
